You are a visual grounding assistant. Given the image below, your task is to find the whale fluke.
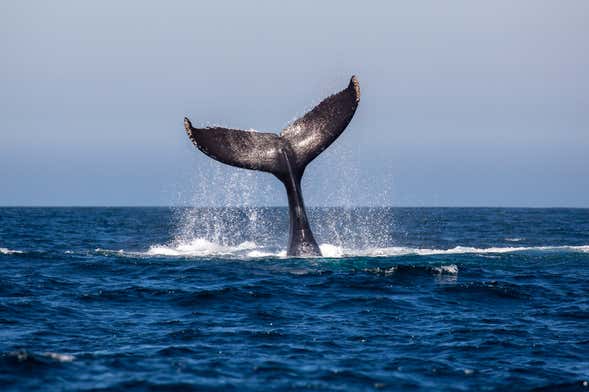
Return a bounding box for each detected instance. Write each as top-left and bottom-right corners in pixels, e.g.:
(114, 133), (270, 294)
(184, 76), (360, 256)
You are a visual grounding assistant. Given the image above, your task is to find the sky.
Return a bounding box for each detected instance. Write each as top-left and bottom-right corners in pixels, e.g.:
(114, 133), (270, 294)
(0, 1), (587, 207)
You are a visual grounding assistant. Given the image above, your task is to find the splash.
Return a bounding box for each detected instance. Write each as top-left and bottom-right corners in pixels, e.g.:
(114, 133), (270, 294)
(174, 115), (393, 257)
(173, 160), (280, 249)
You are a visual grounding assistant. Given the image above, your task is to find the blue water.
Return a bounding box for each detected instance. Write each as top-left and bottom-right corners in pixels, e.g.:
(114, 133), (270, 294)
(1, 207), (588, 391)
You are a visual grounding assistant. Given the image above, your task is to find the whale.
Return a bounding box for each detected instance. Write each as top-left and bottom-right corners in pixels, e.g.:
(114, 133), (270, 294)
(184, 76), (360, 256)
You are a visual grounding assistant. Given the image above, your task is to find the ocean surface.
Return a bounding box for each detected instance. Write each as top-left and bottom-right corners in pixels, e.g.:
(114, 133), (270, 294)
(1, 207), (588, 391)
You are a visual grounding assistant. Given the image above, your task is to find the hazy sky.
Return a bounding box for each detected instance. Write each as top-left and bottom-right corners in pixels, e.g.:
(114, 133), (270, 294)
(1, 1), (587, 207)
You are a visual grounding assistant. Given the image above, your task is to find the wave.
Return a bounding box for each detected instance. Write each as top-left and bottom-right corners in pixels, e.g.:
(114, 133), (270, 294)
(0, 247), (24, 255)
(96, 238), (589, 259)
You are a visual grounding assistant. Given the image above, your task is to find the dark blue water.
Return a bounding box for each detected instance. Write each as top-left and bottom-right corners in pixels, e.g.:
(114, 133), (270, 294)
(1, 207), (588, 391)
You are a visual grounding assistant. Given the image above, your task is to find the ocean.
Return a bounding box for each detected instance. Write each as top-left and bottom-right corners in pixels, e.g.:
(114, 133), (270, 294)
(1, 207), (588, 391)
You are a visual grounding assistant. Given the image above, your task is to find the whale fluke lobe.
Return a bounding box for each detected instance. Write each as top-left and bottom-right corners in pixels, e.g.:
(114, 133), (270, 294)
(281, 75), (360, 169)
(184, 118), (286, 174)
(184, 76), (361, 256)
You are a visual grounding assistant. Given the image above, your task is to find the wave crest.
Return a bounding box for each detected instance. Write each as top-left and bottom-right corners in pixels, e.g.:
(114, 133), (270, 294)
(0, 247), (23, 255)
(314, 244), (589, 258)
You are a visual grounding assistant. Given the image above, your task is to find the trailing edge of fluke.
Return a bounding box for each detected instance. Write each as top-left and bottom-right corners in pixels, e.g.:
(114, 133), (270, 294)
(184, 76), (360, 257)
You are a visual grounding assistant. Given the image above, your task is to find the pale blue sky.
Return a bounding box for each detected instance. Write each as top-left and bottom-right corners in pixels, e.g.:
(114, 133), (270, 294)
(1, 1), (587, 206)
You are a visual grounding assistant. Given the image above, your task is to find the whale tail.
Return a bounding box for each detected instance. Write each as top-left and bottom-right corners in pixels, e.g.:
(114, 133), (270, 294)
(184, 76), (361, 256)
(184, 76), (360, 178)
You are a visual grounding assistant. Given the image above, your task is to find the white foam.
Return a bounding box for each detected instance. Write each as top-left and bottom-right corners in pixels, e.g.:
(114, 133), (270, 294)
(505, 238), (523, 242)
(95, 248), (125, 256)
(342, 245), (589, 257)
(146, 238), (258, 257)
(0, 247), (23, 255)
(246, 250), (287, 258)
(433, 264), (459, 274)
(43, 352), (75, 362)
(98, 239), (589, 260)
